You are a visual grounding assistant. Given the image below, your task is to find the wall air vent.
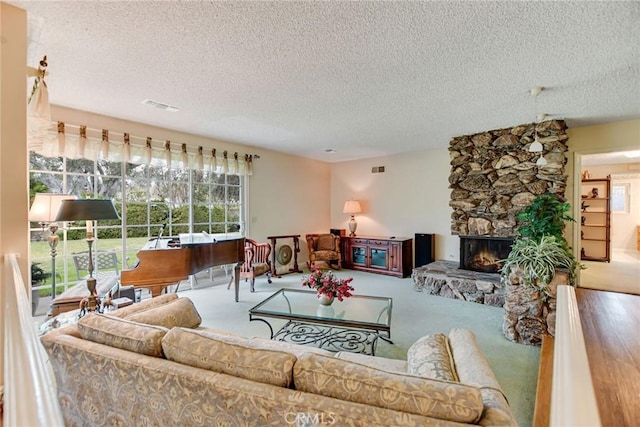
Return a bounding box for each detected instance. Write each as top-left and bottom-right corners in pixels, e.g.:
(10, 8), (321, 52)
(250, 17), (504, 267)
(371, 166), (385, 173)
(142, 99), (180, 112)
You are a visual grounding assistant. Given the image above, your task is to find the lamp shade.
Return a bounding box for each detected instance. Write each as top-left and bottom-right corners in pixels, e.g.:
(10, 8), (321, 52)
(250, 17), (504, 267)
(29, 193), (77, 223)
(55, 199), (120, 222)
(343, 200), (362, 215)
(529, 139), (543, 153)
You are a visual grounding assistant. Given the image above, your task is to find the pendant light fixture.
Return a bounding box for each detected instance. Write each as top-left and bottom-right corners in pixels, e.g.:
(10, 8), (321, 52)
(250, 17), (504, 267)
(529, 87), (547, 166)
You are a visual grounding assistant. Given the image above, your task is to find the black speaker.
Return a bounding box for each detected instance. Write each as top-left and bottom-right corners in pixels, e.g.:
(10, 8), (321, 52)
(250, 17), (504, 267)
(330, 228), (346, 237)
(415, 233), (435, 267)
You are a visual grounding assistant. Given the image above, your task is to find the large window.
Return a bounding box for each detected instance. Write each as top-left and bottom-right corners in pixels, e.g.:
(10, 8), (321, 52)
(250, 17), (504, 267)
(29, 151), (245, 312)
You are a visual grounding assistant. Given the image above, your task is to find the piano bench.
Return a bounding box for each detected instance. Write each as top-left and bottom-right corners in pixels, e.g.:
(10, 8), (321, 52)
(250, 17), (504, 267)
(117, 285), (141, 303)
(49, 274), (120, 318)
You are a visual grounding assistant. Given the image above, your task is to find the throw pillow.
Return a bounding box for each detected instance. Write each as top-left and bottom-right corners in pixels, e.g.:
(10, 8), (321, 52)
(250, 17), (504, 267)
(162, 328), (297, 388)
(293, 353), (483, 424)
(316, 235), (336, 251)
(407, 333), (459, 382)
(109, 292), (178, 318)
(126, 297), (201, 329)
(78, 313), (168, 357)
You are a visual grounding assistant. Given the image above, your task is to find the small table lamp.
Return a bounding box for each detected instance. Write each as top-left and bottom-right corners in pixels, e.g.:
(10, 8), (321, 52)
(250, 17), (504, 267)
(343, 200), (362, 237)
(55, 199), (120, 314)
(29, 193), (78, 299)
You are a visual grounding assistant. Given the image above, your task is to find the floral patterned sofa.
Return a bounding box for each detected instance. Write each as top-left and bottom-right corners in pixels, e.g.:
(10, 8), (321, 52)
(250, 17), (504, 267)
(40, 293), (516, 426)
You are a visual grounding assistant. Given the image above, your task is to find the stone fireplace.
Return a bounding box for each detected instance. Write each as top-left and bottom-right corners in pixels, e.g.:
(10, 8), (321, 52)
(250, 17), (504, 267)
(412, 119), (569, 308)
(459, 236), (513, 273)
(448, 119), (568, 237)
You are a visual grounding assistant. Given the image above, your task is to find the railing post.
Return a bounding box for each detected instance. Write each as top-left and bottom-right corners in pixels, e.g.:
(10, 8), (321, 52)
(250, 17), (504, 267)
(550, 285), (601, 426)
(4, 254), (64, 426)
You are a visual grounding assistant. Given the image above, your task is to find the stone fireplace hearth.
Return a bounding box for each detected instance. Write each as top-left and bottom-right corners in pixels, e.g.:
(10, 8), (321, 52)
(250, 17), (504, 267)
(412, 261), (505, 307)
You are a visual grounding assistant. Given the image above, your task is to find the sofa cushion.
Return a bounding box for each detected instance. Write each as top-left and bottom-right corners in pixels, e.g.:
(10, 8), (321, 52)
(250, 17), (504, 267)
(293, 353), (483, 424)
(77, 313), (168, 357)
(334, 351), (408, 374)
(162, 328), (297, 388)
(109, 293), (178, 318)
(250, 336), (334, 358)
(407, 333), (459, 382)
(125, 297), (201, 329)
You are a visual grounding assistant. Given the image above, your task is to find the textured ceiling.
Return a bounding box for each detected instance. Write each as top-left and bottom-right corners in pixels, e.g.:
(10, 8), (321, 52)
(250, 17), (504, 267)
(11, 1), (640, 163)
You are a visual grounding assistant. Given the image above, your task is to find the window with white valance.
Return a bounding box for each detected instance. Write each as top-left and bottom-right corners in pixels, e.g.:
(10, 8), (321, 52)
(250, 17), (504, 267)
(26, 59), (254, 314)
(28, 124), (251, 303)
(29, 121), (255, 176)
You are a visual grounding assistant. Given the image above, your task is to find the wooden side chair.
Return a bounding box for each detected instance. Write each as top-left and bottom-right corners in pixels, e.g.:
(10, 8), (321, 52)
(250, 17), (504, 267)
(227, 238), (273, 293)
(306, 233), (342, 269)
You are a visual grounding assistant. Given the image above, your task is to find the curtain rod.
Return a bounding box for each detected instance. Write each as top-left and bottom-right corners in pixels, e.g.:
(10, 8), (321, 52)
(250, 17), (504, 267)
(55, 121), (260, 159)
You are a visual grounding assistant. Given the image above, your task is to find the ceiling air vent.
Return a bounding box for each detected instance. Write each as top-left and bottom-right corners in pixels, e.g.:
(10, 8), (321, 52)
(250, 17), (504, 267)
(142, 99), (180, 112)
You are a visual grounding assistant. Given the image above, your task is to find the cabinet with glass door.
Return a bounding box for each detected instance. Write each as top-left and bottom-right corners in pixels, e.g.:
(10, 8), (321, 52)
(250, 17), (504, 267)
(342, 236), (412, 278)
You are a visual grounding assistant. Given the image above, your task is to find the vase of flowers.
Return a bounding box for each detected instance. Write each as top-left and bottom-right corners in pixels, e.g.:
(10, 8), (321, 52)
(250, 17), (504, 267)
(317, 293), (334, 306)
(302, 265), (354, 306)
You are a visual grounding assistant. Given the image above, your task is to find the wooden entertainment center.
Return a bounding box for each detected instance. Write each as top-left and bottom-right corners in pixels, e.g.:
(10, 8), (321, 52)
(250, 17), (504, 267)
(341, 235), (413, 278)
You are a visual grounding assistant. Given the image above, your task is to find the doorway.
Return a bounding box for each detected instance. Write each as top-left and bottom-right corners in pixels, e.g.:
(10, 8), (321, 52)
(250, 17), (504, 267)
(576, 150), (640, 295)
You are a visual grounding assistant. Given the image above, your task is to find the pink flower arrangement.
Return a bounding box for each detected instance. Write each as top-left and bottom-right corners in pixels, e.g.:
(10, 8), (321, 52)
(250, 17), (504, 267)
(302, 265), (354, 301)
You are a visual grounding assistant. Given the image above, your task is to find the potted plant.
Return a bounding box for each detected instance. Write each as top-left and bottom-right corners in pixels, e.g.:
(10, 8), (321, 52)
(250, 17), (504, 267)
(31, 262), (51, 316)
(501, 193), (583, 345)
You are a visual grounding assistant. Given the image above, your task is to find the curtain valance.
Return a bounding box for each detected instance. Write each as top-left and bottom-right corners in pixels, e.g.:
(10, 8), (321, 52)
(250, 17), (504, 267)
(27, 121), (255, 176)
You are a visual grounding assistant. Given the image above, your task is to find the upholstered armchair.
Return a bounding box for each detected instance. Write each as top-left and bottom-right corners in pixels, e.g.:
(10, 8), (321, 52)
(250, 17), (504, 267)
(227, 238), (272, 293)
(306, 233), (342, 269)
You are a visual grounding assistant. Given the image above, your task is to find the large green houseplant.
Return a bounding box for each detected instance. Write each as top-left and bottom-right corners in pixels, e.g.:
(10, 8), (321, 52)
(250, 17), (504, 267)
(501, 193), (582, 345)
(501, 193), (581, 292)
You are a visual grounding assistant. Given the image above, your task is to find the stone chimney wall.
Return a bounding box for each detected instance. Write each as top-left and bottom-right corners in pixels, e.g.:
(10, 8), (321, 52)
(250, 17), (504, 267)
(449, 120), (569, 237)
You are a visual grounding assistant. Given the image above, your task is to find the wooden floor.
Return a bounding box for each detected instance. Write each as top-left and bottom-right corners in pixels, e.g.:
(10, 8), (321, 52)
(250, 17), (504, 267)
(576, 288), (640, 426)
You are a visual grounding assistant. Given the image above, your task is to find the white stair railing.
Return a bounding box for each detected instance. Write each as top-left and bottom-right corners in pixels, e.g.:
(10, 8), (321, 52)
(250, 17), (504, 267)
(3, 254), (63, 426)
(550, 285), (601, 426)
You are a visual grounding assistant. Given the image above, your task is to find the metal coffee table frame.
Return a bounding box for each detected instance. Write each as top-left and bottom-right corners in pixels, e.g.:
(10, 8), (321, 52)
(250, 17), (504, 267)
(249, 289), (392, 355)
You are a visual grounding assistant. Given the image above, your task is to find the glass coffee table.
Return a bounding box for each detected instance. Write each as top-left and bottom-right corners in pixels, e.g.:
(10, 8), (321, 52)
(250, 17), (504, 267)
(249, 289), (392, 355)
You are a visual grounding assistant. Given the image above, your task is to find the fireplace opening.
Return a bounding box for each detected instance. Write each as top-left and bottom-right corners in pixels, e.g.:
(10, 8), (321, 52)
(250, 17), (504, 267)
(459, 236), (513, 273)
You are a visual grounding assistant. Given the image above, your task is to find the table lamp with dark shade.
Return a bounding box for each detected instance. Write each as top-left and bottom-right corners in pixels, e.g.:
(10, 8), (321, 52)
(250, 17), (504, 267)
(55, 199), (120, 314)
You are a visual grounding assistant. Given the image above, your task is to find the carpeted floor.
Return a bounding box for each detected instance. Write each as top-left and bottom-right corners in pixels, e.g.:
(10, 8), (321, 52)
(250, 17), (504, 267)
(579, 249), (640, 295)
(179, 267), (539, 426)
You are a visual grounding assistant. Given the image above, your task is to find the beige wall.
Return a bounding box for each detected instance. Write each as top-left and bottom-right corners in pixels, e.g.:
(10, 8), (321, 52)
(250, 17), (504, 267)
(330, 119), (640, 267)
(330, 148), (456, 263)
(1, 0), (29, 396)
(50, 106), (331, 263)
(567, 119), (640, 256)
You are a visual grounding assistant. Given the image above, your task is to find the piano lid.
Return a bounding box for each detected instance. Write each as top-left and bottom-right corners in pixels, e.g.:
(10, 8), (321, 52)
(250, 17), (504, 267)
(179, 232), (215, 245)
(178, 232), (244, 246)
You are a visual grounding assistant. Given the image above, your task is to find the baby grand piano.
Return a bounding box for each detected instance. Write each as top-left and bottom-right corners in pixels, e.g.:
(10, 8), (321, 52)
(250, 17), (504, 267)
(121, 234), (245, 302)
